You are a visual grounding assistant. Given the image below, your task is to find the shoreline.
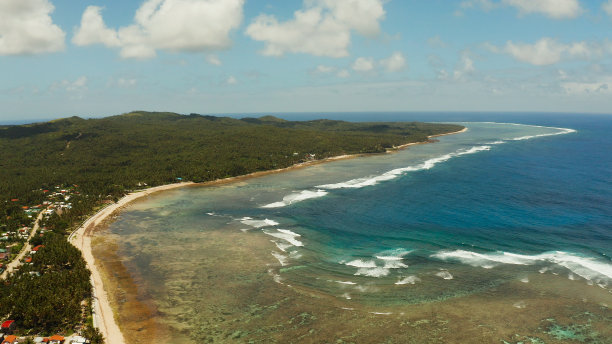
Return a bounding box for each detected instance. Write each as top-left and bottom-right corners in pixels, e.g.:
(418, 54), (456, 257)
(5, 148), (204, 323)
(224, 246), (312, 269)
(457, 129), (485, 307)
(69, 127), (468, 344)
(390, 127), (468, 151)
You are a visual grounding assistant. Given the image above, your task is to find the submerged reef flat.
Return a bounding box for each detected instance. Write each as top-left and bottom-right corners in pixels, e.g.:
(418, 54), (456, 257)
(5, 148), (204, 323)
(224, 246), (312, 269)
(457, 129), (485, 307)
(92, 225), (611, 344)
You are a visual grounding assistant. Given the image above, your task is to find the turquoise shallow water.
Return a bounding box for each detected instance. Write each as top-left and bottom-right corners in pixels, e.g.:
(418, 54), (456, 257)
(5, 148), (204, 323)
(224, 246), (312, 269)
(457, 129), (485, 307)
(109, 114), (612, 306)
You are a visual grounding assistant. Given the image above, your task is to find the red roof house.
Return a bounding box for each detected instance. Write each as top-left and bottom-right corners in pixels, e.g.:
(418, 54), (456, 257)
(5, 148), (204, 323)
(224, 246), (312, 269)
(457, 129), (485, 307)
(1, 320), (16, 332)
(1, 335), (17, 344)
(32, 245), (44, 252)
(46, 335), (65, 344)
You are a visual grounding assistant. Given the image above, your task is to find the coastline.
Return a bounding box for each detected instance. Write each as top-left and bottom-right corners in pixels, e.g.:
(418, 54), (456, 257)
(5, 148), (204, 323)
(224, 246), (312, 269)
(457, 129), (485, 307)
(69, 126), (468, 344)
(390, 127), (468, 151)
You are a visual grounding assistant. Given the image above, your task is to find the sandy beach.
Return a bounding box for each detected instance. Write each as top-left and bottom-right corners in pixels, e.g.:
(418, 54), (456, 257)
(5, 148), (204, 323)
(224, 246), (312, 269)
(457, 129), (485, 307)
(70, 182), (194, 344)
(69, 127), (468, 344)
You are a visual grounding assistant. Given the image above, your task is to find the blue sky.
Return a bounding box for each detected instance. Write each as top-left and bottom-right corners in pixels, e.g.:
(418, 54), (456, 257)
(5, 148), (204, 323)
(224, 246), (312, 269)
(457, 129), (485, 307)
(1, 0), (612, 121)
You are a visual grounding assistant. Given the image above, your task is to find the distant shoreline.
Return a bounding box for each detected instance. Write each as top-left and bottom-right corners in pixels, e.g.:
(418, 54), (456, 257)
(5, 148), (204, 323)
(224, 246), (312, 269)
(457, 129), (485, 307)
(69, 126), (467, 344)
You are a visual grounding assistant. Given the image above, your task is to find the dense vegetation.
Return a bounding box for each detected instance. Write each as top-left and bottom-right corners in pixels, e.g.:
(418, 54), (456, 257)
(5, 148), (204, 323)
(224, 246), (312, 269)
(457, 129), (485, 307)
(0, 233), (91, 332)
(0, 112), (462, 203)
(0, 111), (463, 339)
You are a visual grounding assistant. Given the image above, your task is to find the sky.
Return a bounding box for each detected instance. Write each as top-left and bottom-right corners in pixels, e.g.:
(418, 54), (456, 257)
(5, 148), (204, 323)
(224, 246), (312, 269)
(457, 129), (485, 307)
(1, 0), (612, 121)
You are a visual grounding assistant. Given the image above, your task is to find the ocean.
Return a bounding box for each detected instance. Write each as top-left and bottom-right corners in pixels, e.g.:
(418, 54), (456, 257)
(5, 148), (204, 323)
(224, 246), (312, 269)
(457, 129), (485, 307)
(97, 113), (612, 343)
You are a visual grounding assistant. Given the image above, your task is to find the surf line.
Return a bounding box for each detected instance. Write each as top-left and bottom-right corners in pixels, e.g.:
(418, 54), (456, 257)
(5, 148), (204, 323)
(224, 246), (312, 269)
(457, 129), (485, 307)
(260, 123), (576, 208)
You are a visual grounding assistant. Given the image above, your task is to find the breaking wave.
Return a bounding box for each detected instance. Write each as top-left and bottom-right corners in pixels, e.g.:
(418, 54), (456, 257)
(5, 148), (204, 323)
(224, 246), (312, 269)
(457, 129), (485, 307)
(263, 228), (304, 247)
(239, 217), (279, 228)
(431, 249), (612, 286)
(261, 189), (328, 208)
(317, 145), (492, 190)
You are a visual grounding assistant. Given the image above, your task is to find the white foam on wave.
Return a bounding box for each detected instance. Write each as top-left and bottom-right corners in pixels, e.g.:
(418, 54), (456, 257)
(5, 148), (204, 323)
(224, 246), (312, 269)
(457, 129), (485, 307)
(263, 229), (303, 247)
(435, 270), (453, 280)
(272, 241), (293, 252)
(335, 280), (357, 285)
(383, 260), (409, 269)
(346, 259), (378, 268)
(376, 248), (411, 268)
(317, 145), (491, 190)
(432, 249), (612, 284)
(375, 248), (412, 260)
(395, 275), (421, 285)
(239, 217), (279, 228)
(271, 251), (288, 266)
(355, 267), (390, 277)
(261, 189), (328, 208)
(506, 126), (576, 141)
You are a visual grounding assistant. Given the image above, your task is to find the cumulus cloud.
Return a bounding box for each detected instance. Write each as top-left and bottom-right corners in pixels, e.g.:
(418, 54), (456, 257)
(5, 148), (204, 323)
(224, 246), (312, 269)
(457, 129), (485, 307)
(337, 69), (351, 78)
(562, 79), (612, 95)
(453, 53), (475, 79)
(225, 76), (237, 85)
(0, 0), (65, 55)
(498, 38), (604, 65)
(117, 78), (137, 87)
(245, 0), (385, 57)
(604, 1), (612, 18)
(380, 52), (406, 72)
(73, 0), (244, 59)
(72, 6), (120, 48)
(352, 57), (375, 72)
(459, 0), (583, 19)
(351, 52), (407, 74)
(51, 76), (88, 93)
(314, 65), (336, 74)
(206, 54), (222, 66)
(504, 0), (582, 19)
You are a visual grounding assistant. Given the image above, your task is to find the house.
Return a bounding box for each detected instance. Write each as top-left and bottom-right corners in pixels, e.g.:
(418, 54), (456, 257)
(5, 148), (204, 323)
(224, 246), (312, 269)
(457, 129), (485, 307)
(69, 336), (86, 344)
(1, 320), (16, 333)
(31, 245), (44, 254)
(46, 335), (65, 344)
(1, 335), (18, 344)
(0, 254), (8, 261)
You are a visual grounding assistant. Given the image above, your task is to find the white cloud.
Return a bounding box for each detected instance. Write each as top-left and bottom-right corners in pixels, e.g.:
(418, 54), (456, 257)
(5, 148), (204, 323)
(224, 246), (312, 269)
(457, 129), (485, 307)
(52, 76), (88, 93)
(503, 0), (582, 19)
(352, 57), (375, 72)
(73, 0), (244, 59)
(72, 6), (120, 48)
(117, 78), (137, 87)
(380, 52), (406, 72)
(337, 69), (350, 78)
(0, 0), (65, 55)
(315, 65), (336, 74)
(603, 1), (612, 17)
(225, 76), (237, 85)
(562, 80), (612, 95)
(427, 35), (447, 48)
(500, 38), (604, 65)
(453, 53), (475, 79)
(245, 0), (385, 58)
(460, 0), (497, 11)
(206, 54), (222, 66)
(459, 0), (583, 19)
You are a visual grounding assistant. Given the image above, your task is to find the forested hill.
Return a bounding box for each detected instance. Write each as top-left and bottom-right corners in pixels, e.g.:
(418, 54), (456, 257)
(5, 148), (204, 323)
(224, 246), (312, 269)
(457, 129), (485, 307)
(0, 111), (463, 203)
